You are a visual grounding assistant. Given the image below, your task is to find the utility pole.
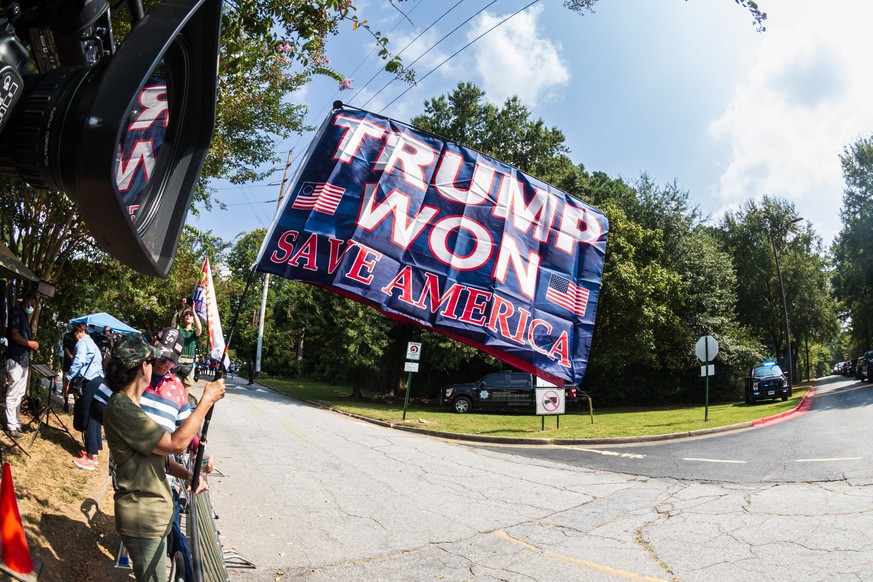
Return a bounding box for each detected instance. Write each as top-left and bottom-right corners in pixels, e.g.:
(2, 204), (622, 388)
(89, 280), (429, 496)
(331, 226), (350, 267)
(769, 217), (802, 393)
(255, 148), (294, 375)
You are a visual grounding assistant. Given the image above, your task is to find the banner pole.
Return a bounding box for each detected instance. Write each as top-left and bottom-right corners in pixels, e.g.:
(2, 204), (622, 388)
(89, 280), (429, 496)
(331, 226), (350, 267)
(191, 265), (259, 492)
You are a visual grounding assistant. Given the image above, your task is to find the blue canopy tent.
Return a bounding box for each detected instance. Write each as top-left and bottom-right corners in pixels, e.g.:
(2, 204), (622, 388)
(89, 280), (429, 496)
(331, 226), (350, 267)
(69, 312), (139, 334)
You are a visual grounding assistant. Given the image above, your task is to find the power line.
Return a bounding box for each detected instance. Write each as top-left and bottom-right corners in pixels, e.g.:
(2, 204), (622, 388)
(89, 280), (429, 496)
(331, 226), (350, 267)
(380, 0), (540, 113)
(212, 183), (281, 191)
(363, 0), (501, 109)
(218, 198), (279, 206)
(298, 0), (424, 143)
(348, 0), (466, 104)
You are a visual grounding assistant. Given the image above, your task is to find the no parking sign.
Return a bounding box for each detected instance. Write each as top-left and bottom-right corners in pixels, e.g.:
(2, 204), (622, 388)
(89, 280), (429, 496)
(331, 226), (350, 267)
(535, 387), (565, 416)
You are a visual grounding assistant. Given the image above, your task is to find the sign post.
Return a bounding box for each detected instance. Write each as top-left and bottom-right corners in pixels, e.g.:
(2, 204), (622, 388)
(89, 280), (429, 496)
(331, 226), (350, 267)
(402, 342), (421, 421)
(695, 335), (719, 422)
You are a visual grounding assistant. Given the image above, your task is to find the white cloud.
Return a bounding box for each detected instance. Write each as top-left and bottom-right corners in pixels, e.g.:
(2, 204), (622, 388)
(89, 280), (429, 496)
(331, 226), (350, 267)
(467, 4), (570, 107)
(710, 0), (873, 243)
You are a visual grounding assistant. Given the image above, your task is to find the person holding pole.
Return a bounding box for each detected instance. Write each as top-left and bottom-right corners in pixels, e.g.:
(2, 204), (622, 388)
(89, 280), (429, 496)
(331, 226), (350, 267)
(103, 333), (225, 582)
(172, 300), (202, 376)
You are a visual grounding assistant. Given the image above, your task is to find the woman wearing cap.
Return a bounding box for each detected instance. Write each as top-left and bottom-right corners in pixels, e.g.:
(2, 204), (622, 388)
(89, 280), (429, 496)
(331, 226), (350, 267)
(103, 333), (225, 582)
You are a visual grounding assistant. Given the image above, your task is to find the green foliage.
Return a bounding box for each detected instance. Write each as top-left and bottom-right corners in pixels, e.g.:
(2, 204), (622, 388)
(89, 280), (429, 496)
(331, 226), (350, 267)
(717, 197), (837, 381)
(583, 178), (762, 405)
(235, 82), (781, 407)
(833, 135), (873, 354)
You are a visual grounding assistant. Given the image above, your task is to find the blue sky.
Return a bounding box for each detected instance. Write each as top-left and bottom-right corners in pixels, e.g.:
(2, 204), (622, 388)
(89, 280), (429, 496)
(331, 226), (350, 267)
(191, 0), (872, 250)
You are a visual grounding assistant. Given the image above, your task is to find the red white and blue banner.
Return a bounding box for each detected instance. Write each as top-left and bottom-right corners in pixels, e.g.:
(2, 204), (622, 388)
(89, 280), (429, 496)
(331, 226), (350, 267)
(255, 107), (608, 385)
(193, 257), (229, 367)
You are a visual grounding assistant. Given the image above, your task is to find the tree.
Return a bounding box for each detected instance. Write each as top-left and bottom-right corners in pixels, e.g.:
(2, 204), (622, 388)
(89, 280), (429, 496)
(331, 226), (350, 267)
(832, 135), (873, 354)
(412, 82), (758, 404)
(717, 197), (837, 379)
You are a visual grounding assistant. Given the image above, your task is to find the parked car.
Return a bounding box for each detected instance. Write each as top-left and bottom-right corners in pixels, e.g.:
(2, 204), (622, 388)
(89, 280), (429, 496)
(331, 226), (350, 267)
(440, 371), (587, 413)
(745, 360), (791, 404)
(856, 355), (867, 380)
(862, 351), (873, 382)
(848, 359), (858, 377)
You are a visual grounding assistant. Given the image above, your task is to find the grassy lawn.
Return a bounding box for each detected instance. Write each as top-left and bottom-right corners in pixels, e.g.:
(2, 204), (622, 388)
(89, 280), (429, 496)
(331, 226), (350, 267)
(257, 377), (813, 440)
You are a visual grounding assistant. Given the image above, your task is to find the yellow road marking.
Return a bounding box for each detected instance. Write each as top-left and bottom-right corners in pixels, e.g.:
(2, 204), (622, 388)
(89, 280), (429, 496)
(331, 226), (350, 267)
(282, 423), (315, 445)
(494, 530), (670, 581)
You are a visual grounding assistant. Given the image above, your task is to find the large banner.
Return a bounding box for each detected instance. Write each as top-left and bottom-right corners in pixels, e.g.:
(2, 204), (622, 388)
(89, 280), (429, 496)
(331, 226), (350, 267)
(255, 107), (608, 385)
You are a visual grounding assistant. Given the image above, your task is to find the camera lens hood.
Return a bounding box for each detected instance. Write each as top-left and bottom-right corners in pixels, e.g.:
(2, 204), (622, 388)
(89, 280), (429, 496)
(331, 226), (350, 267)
(0, 0), (222, 277)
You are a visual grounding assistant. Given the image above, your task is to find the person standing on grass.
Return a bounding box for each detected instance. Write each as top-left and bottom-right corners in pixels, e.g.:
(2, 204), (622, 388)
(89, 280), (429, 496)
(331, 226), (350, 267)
(5, 291), (39, 439)
(61, 327), (77, 413)
(104, 333), (225, 582)
(67, 323), (104, 470)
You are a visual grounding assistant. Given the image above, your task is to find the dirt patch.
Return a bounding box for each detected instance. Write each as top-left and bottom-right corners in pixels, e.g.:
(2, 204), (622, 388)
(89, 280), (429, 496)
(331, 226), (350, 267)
(3, 400), (133, 581)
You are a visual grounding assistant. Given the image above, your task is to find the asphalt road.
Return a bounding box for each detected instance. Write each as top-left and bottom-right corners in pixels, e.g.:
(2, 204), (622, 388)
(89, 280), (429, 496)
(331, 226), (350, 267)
(481, 374), (872, 483)
(205, 375), (873, 581)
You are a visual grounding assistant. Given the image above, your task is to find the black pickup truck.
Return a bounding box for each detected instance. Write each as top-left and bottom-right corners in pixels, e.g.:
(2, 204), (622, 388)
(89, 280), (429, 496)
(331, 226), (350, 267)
(744, 360), (791, 404)
(440, 371), (587, 413)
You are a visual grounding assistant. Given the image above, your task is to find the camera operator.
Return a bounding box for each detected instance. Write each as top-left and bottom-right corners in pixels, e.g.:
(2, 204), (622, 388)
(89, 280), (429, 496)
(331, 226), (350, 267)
(5, 291), (39, 439)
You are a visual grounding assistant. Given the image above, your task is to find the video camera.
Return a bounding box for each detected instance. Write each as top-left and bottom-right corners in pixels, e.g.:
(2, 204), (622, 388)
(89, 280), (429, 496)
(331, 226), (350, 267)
(0, 0), (222, 277)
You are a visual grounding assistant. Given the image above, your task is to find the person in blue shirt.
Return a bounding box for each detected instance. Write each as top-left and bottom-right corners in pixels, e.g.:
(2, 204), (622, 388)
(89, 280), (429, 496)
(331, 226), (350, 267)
(67, 322), (105, 470)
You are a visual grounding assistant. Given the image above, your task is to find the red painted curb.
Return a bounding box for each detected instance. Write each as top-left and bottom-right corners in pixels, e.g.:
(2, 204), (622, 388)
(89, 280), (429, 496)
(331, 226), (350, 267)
(752, 384), (816, 427)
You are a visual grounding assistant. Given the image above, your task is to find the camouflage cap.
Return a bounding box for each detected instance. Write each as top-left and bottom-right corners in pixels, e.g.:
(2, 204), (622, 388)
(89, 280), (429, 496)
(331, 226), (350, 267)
(113, 333), (161, 368)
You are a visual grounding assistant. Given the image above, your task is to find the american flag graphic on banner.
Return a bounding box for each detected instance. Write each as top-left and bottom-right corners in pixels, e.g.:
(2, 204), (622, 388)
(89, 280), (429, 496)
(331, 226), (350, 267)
(291, 181), (346, 215)
(546, 273), (589, 316)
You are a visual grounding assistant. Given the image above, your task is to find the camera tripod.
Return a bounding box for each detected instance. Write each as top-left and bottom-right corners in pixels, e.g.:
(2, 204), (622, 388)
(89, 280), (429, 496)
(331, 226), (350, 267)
(26, 364), (79, 450)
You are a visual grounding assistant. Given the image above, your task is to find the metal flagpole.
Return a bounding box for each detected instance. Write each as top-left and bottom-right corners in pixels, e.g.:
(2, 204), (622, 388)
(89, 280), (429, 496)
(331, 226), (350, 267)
(255, 148), (294, 376)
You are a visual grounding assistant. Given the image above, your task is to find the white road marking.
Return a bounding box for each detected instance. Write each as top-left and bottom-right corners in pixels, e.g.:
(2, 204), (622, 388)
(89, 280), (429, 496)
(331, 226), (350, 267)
(795, 457), (863, 463)
(683, 457), (747, 464)
(576, 448), (646, 459)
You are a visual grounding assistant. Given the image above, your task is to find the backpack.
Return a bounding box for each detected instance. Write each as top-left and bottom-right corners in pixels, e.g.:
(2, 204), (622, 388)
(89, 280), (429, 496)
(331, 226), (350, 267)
(73, 395), (88, 431)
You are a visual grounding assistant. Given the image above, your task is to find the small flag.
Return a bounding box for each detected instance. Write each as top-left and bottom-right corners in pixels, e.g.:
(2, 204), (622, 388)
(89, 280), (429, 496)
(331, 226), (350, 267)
(545, 273), (589, 316)
(196, 258), (229, 368)
(291, 182), (346, 215)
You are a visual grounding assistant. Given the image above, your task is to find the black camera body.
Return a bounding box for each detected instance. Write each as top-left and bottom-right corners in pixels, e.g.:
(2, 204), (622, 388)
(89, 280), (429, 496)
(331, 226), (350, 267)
(0, 0), (223, 277)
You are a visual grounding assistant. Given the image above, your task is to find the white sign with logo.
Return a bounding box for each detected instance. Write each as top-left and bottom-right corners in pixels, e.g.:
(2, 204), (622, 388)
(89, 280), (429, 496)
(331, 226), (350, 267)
(406, 342), (422, 361)
(535, 387), (565, 416)
(404, 361), (419, 373)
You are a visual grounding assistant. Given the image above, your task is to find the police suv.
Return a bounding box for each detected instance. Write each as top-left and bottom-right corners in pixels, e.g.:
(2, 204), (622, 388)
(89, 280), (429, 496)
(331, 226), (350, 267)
(440, 371), (586, 413)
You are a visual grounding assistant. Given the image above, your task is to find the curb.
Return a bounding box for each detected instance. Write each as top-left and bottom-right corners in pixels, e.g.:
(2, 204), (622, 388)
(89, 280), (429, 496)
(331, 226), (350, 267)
(752, 384), (816, 427)
(243, 378), (817, 446)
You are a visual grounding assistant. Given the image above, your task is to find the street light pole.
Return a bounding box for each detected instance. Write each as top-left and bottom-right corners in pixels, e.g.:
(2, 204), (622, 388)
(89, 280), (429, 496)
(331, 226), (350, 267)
(769, 217), (802, 393)
(255, 148), (294, 376)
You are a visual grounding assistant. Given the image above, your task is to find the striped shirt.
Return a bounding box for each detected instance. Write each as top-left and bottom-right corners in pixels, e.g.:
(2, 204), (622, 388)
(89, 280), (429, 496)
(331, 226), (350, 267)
(93, 373), (191, 431)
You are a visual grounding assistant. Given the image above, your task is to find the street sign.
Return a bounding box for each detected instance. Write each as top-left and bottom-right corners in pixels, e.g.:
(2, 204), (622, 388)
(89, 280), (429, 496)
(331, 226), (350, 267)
(535, 387), (565, 415)
(700, 364), (715, 377)
(406, 342), (422, 361)
(404, 361), (419, 373)
(695, 336), (719, 362)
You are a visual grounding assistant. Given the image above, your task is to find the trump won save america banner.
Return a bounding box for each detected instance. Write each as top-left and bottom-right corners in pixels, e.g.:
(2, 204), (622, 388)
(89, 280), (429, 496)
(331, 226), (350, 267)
(255, 106), (608, 386)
